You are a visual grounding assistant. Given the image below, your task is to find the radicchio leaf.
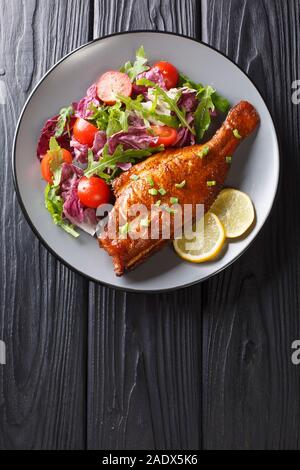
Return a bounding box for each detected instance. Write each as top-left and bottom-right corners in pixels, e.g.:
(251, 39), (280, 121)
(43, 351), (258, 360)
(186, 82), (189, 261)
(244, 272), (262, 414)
(75, 84), (100, 119)
(108, 127), (158, 154)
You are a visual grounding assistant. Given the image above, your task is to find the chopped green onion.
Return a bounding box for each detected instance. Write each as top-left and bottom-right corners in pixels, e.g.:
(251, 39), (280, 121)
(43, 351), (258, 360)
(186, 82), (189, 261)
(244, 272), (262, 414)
(233, 129), (242, 139)
(226, 156), (232, 164)
(149, 188), (158, 196)
(147, 176), (154, 187)
(130, 174), (140, 181)
(155, 200), (161, 207)
(175, 180), (186, 189)
(119, 222), (129, 235)
(207, 180), (216, 187)
(198, 146), (210, 159)
(158, 188), (167, 196)
(170, 197), (179, 204)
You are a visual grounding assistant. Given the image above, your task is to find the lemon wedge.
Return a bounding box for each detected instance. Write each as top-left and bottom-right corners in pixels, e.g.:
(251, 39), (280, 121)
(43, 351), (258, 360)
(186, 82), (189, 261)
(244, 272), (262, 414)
(173, 212), (225, 263)
(210, 188), (255, 238)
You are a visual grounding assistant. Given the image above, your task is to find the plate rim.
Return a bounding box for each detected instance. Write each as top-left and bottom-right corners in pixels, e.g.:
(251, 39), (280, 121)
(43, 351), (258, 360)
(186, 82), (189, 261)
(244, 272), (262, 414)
(12, 30), (281, 293)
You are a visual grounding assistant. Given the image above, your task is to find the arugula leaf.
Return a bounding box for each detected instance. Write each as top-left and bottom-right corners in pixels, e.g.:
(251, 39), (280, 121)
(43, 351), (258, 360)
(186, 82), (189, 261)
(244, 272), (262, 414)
(136, 78), (195, 134)
(211, 92), (230, 113)
(194, 85), (215, 142)
(89, 104), (109, 130)
(179, 72), (230, 114)
(44, 184), (79, 238)
(85, 143), (154, 179)
(120, 45), (150, 82)
(117, 94), (179, 128)
(178, 72), (202, 91)
(55, 106), (74, 137)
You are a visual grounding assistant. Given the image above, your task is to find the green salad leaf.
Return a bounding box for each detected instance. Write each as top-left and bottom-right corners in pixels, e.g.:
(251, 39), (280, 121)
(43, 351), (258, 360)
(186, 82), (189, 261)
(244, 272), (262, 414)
(89, 102), (128, 136)
(55, 106), (74, 137)
(120, 46), (150, 82)
(89, 104), (109, 130)
(136, 78), (195, 134)
(211, 92), (230, 113)
(106, 102), (129, 137)
(117, 94), (179, 128)
(178, 72), (202, 91)
(48, 137), (64, 173)
(85, 144), (153, 179)
(44, 138), (79, 237)
(44, 183), (79, 238)
(194, 85), (216, 142)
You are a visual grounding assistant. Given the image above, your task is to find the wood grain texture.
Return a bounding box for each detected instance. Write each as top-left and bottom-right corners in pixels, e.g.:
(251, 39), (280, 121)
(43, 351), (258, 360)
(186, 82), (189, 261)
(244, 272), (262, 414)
(93, 0), (200, 38)
(201, 0), (300, 450)
(88, 0), (202, 450)
(0, 0), (91, 450)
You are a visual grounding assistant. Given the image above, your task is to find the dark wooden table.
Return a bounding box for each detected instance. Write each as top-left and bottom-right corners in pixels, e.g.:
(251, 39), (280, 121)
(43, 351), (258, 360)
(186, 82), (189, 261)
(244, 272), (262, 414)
(1, 0), (300, 450)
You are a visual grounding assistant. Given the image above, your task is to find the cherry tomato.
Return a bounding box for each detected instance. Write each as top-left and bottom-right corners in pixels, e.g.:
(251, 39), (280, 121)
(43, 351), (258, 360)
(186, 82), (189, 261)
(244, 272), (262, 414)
(77, 176), (111, 209)
(151, 125), (178, 147)
(41, 149), (72, 183)
(154, 61), (179, 89)
(73, 118), (98, 147)
(97, 71), (132, 105)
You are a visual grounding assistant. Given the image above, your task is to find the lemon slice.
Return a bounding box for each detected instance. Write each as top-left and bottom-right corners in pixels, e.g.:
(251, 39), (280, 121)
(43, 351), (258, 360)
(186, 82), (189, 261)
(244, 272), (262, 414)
(173, 212), (225, 263)
(210, 188), (255, 238)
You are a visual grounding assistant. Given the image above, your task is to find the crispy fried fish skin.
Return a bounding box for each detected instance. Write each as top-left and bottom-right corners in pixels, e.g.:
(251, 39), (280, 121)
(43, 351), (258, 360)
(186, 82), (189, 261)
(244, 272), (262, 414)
(99, 101), (260, 276)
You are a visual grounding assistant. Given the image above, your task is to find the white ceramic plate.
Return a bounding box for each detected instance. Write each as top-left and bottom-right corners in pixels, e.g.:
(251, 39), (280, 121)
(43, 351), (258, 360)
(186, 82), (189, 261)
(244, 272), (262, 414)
(13, 32), (280, 292)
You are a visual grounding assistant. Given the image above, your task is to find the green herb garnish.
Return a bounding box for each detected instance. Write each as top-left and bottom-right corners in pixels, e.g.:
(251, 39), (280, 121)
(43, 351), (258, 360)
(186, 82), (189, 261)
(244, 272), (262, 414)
(198, 146), (210, 159)
(147, 176), (154, 187)
(170, 197), (179, 204)
(158, 188), (167, 196)
(148, 188), (158, 196)
(233, 129), (242, 139)
(130, 174), (140, 181)
(175, 180), (186, 189)
(226, 156), (232, 164)
(207, 180), (217, 187)
(155, 200), (161, 207)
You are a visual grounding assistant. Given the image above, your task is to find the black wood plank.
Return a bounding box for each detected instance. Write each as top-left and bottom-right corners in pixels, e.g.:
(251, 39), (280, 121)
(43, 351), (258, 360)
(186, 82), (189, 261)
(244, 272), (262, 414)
(0, 0), (91, 450)
(88, 0), (202, 450)
(201, 0), (300, 449)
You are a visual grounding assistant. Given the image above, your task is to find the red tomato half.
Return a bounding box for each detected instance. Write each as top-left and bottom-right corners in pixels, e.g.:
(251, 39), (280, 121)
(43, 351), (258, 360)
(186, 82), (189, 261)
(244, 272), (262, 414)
(154, 61), (179, 89)
(77, 176), (111, 209)
(151, 125), (178, 147)
(41, 149), (72, 183)
(97, 71), (132, 105)
(73, 118), (98, 147)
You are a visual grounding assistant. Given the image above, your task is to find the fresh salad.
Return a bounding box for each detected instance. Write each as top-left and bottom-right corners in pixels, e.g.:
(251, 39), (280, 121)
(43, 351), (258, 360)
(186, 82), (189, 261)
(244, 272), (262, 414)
(37, 46), (230, 237)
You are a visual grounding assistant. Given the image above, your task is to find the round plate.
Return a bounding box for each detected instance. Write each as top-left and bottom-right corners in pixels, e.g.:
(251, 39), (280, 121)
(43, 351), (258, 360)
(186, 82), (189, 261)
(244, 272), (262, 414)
(13, 31), (280, 292)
